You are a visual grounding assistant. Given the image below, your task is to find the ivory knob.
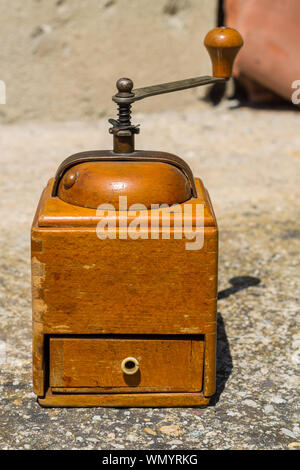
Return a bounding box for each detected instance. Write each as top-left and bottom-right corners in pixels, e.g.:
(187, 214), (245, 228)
(121, 357), (140, 375)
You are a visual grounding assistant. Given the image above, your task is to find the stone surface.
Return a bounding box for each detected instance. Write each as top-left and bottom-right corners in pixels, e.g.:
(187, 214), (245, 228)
(0, 0), (217, 123)
(0, 101), (299, 449)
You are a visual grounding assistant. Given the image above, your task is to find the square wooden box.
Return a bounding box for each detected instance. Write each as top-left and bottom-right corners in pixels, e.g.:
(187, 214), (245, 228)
(31, 177), (218, 407)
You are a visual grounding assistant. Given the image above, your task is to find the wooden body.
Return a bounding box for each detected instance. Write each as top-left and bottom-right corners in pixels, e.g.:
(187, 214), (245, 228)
(31, 176), (218, 407)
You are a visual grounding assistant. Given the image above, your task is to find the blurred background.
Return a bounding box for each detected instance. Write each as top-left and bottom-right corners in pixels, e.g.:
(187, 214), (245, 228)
(0, 0), (216, 122)
(0, 0), (299, 451)
(0, 0), (299, 123)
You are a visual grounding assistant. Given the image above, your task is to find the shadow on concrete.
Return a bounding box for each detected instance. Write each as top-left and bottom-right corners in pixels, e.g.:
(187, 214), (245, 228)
(209, 275), (261, 405)
(218, 275), (261, 300)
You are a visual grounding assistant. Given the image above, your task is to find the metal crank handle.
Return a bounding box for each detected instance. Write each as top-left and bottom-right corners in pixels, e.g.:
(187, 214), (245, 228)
(112, 27), (243, 105)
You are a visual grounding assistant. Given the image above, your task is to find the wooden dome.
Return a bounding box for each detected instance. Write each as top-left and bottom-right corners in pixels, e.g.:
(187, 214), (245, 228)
(57, 161), (192, 210)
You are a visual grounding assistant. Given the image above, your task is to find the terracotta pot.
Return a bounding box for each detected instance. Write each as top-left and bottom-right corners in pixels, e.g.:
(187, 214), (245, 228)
(224, 0), (300, 104)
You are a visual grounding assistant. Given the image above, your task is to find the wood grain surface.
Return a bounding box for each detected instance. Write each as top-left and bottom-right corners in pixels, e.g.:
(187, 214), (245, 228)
(49, 336), (204, 392)
(32, 174), (218, 406)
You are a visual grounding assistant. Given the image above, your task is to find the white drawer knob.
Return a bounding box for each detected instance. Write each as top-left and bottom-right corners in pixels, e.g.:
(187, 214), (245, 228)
(121, 357), (139, 375)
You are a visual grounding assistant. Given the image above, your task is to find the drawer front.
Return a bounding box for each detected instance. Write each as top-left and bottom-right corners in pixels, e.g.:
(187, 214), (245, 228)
(49, 337), (204, 393)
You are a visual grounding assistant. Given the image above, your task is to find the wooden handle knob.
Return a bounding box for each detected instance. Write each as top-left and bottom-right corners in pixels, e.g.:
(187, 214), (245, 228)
(121, 357), (139, 375)
(204, 27), (243, 78)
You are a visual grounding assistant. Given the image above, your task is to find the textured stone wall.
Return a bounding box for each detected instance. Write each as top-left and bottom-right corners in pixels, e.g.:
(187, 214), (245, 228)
(0, 0), (217, 123)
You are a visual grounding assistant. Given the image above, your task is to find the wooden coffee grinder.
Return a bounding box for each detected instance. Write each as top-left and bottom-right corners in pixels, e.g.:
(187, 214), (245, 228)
(31, 27), (243, 407)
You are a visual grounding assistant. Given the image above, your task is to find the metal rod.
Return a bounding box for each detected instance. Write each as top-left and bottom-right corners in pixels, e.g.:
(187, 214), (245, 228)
(112, 76), (227, 104)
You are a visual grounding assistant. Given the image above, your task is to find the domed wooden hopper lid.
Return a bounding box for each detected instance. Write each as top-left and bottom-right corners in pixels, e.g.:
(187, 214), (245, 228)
(52, 150), (197, 211)
(57, 159), (192, 210)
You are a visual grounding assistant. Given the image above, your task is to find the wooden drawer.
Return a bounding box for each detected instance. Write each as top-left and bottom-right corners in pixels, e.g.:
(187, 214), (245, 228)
(49, 336), (204, 393)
